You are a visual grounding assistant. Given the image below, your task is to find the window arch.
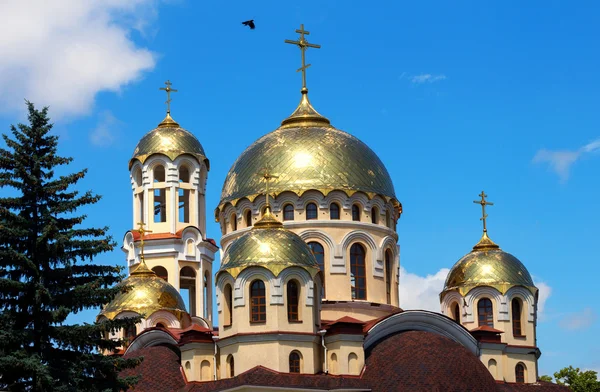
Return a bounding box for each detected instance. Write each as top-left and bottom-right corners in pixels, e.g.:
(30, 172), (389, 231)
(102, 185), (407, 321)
(477, 298), (494, 327)
(283, 204), (295, 221)
(156, 322), (166, 328)
(385, 249), (392, 304)
(306, 202), (318, 220)
(287, 280), (300, 321)
(386, 210), (392, 228)
(153, 165), (166, 223)
(204, 271), (210, 319)
(227, 355), (235, 378)
(371, 206), (379, 224)
(351, 204), (361, 221)
(308, 242), (325, 298)
(329, 203), (340, 220)
(230, 213), (237, 231)
(350, 243), (367, 300)
(348, 352), (359, 374)
(453, 303), (461, 323)
(154, 165), (165, 182)
(179, 166), (190, 182)
(244, 209), (252, 227)
(133, 167), (142, 187)
(515, 363), (525, 383)
(329, 353), (338, 374)
(152, 266), (168, 281)
(178, 168), (190, 223)
(289, 351), (301, 373)
(123, 324), (136, 346)
(250, 280), (266, 323)
(180, 267), (196, 317)
(200, 360), (211, 381)
(224, 283), (233, 326)
(512, 298), (523, 336)
(488, 359), (497, 378)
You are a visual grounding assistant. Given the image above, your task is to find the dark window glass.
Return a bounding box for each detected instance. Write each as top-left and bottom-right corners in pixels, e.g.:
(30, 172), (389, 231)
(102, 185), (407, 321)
(229, 356), (235, 378)
(329, 203), (340, 220)
(287, 280), (299, 321)
(385, 250), (392, 304)
(515, 364), (525, 383)
(453, 303), (461, 323)
(225, 284), (233, 325)
(289, 352), (301, 373)
(350, 243), (366, 300)
(512, 298), (523, 336)
(371, 207), (379, 224)
(308, 242), (325, 298)
(283, 204), (294, 221)
(250, 280), (266, 322)
(352, 205), (360, 221)
(245, 210), (252, 226)
(306, 203), (318, 220)
(478, 298), (494, 327)
(231, 213), (237, 231)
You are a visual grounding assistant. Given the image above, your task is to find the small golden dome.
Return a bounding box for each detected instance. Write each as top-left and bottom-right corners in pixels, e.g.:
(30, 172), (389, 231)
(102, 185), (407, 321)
(442, 232), (537, 296)
(129, 113), (209, 169)
(98, 262), (187, 320)
(217, 208), (320, 279)
(217, 91), (398, 213)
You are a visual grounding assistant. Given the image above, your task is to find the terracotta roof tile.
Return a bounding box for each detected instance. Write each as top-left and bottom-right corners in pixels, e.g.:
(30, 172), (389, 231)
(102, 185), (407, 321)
(121, 346), (186, 392)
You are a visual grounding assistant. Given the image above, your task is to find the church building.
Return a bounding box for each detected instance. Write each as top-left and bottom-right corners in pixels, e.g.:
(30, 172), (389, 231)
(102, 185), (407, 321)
(98, 25), (568, 392)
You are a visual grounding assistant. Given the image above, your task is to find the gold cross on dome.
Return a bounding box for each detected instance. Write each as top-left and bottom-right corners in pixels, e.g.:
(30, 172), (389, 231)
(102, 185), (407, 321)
(159, 80), (178, 114)
(260, 166), (279, 207)
(136, 221), (153, 262)
(473, 191), (494, 233)
(284, 24), (321, 90)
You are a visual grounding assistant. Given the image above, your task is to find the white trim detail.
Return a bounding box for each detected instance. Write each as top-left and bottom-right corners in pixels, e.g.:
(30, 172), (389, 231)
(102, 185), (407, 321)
(465, 287), (508, 323)
(340, 230), (378, 277)
(298, 230), (340, 273)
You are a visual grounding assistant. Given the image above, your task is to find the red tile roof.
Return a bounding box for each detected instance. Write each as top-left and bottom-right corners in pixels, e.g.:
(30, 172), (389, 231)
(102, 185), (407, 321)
(121, 346), (186, 392)
(496, 381), (570, 391)
(471, 325), (505, 334)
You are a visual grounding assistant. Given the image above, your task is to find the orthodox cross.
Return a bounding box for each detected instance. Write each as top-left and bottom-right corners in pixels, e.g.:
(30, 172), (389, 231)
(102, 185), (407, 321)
(136, 221), (153, 262)
(284, 24), (321, 90)
(260, 166), (279, 207)
(473, 191), (494, 233)
(159, 80), (178, 114)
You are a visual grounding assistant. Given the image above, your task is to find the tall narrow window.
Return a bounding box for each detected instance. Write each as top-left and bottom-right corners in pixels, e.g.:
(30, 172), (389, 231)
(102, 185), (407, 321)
(227, 355), (235, 378)
(306, 202), (318, 220)
(515, 364), (525, 383)
(329, 203), (340, 220)
(123, 324), (136, 346)
(287, 280), (299, 321)
(478, 298), (494, 327)
(224, 284), (233, 326)
(152, 266), (168, 281)
(250, 280), (266, 323)
(371, 206), (379, 224)
(512, 298), (523, 336)
(230, 213), (237, 231)
(453, 303), (461, 323)
(352, 204), (361, 221)
(204, 271), (210, 319)
(153, 165), (166, 223)
(138, 192), (144, 223)
(386, 210), (392, 228)
(180, 267), (196, 317)
(308, 242), (325, 298)
(178, 188), (190, 223)
(385, 250), (392, 304)
(283, 204), (294, 221)
(350, 243), (367, 300)
(245, 209), (252, 227)
(289, 352), (301, 373)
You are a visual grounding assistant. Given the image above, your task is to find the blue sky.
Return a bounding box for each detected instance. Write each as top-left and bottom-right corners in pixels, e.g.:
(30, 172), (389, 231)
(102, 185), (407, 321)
(0, 0), (598, 378)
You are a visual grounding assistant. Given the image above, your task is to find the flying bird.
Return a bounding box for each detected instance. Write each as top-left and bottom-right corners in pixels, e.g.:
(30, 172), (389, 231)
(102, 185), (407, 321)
(242, 20), (255, 30)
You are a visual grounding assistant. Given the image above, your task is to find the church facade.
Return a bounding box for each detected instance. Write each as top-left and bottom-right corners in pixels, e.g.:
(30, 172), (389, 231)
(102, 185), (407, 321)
(98, 25), (567, 392)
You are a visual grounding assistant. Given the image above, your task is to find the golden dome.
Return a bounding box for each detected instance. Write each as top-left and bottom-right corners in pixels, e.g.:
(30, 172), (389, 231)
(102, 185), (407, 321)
(217, 207), (320, 279)
(129, 113), (209, 169)
(216, 91), (398, 213)
(442, 232), (537, 297)
(98, 262), (187, 320)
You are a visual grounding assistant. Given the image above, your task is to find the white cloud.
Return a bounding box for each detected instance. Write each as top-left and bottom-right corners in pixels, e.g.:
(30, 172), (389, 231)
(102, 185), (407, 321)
(399, 266), (449, 311)
(559, 307), (597, 331)
(410, 74), (447, 84)
(89, 111), (121, 147)
(535, 280), (552, 321)
(0, 0), (157, 119)
(533, 139), (600, 182)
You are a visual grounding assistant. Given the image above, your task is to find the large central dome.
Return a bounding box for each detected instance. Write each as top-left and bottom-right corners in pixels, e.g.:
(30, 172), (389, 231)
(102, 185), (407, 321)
(218, 92), (397, 208)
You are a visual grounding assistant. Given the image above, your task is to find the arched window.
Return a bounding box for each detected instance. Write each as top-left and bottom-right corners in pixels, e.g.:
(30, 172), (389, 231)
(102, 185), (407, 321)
(133, 167), (142, 187)
(153, 165), (166, 223)
(154, 165), (165, 182)
(250, 280), (266, 323)
(156, 322), (166, 328)
(179, 166), (190, 182)
(289, 351), (301, 373)
(350, 243), (367, 300)
(203, 271), (210, 319)
(230, 213), (237, 231)
(348, 352), (359, 374)
(308, 242), (325, 298)
(224, 283), (233, 326)
(283, 204), (294, 221)
(123, 324), (136, 345)
(352, 204), (361, 221)
(178, 179), (190, 223)
(477, 298), (494, 327)
(386, 210), (392, 228)
(453, 303), (461, 323)
(180, 267), (196, 317)
(152, 266), (168, 281)
(512, 298), (523, 336)
(385, 249), (392, 304)
(488, 359), (497, 378)
(306, 202), (318, 220)
(329, 203), (340, 220)
(371, 206), (379, 224)
(245, 209), (252, 227)
(330, 353), (338, 374)
(227, 355), (235, 378)
(515, 363), (525, 383)
(287, 280), (299, 321)
(200, 360), (211, 381)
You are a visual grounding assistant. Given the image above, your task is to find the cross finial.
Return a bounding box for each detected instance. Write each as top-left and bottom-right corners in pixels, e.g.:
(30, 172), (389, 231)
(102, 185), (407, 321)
(260, 166), (279, 208)
(473, 191), (494, 233)
(136, 221), (153, 263)
(284, 24), (321, 92)
(159, 80), (178, 114)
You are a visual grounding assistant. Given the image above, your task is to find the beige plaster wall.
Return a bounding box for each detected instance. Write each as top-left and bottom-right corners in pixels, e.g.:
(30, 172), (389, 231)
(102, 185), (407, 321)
(181, 345), (215, 382)
(326, 339), (364, 375)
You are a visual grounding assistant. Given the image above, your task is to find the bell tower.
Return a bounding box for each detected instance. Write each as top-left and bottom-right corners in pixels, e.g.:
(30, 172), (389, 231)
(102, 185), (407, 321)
(123, 81), (217, 327)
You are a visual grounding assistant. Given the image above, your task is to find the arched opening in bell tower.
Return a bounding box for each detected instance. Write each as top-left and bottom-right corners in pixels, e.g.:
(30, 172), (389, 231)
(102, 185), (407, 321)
(180, 266), (197, 316)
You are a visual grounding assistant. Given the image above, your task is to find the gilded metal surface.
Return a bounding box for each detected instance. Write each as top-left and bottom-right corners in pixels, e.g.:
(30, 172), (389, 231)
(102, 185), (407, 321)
(284, 23), (321, 90)
(442, 233), (537, 296)
(217, 223), (320, 279)
(129, 117), (209, 169)
(473, 191), (494, 233)
(159, 80), (178, 114)
(218, 118), (396, 210)
(98, 262), (187, 320)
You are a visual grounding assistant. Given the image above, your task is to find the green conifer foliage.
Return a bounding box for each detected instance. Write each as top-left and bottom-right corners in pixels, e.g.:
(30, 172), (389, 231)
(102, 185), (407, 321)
(0, 102), (141, 391)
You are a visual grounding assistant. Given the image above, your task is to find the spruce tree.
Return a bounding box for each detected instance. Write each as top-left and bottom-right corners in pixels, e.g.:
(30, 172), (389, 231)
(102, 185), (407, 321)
(0, 102), (141, 391)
